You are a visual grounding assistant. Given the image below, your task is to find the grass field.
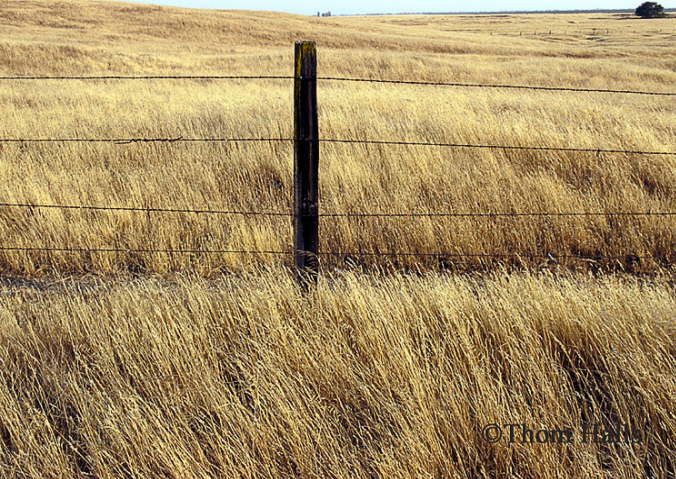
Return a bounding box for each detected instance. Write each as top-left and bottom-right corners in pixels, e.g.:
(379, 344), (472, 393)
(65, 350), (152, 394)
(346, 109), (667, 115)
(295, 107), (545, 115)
(0, 1), (674, 478)
(1, 270), (674, 478)
(0, 0), (674, 274)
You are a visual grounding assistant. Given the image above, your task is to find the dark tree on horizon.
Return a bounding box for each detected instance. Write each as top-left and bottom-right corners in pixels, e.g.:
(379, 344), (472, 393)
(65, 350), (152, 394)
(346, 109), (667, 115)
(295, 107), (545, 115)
(635, 2), (665, 17)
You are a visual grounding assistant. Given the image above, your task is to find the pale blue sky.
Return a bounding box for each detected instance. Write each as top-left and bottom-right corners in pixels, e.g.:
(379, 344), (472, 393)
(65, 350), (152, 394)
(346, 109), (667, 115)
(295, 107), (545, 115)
(118, 0), (673, 16)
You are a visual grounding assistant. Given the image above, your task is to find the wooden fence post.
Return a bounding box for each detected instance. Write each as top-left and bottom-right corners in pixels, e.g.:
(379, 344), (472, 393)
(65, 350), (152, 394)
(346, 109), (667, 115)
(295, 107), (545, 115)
(294, 41), (319, 283)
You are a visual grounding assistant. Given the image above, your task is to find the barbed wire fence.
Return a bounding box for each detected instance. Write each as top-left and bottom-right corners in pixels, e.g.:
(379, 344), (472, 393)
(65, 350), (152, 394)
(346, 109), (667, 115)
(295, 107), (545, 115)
(0, 41), (674, 282)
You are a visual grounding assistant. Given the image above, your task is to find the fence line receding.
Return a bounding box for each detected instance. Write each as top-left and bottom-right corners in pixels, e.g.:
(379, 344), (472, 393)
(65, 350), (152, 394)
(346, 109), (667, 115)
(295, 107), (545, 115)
(1, 74), (674, 97)
(0, 137), (673, 156)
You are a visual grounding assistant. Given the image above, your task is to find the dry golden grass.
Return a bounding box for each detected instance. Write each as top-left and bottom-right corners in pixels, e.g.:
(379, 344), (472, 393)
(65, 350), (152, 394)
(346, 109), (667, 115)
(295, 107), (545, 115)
(1, 270), (675, 478)
(0, 0), (674, 274)
(0, 2), (675, 478)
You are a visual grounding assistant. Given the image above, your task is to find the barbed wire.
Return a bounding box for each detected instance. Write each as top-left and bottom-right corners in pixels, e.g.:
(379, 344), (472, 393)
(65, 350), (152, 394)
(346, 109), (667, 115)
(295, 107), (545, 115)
(0, 246), (659, 263)
(0, 246), (663, 262)
(0, 136), (673, 156)
(317, 251), (661, 260)
(1, 74), (673, 96)
(0, 75), (293, 80)
(0, 202), (291, 217)
(315, 76), (676, 96)
(1, 202), (671, 218)
(0, 137), (291, 145)
(1, 71), (672, 273)
(0, 246), (290, 255)
(318, 138), (676, 156)
(319, 211), (675, 218)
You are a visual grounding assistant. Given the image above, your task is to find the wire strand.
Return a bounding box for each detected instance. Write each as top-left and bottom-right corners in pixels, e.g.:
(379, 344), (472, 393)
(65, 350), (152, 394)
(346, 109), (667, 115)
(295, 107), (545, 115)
(317, 251), (660, 260)
(0, 202), (291, 217)
(318, 211), (675, 218)
(2, 203), (671, 218)
(0, 137), (672, 156)
(1, 74), (673, 96)
(0, 246), (291, 255)
(318, 138), (676, 156)
(0, 137), (292, 144)
(0, 75), (293, 80)
(316, 76), (676, 96)
(0, 246), (662, 262)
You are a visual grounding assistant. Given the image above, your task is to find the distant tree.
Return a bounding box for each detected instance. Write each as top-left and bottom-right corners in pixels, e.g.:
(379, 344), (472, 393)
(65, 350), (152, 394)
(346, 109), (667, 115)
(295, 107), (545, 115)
(635, 2), (665, 18)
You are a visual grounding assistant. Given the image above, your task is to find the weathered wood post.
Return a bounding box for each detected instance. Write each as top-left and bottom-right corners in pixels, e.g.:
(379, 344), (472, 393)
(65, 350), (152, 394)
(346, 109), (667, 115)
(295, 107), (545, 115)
(294, 41), (319, 283)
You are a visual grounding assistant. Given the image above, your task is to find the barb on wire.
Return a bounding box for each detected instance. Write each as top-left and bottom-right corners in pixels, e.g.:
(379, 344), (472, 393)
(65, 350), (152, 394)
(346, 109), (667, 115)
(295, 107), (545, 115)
(114, 136), (184, 145)
(316, 76), (676, 96)
(0, 246), (291, 255)
(0, 202), (291, 217)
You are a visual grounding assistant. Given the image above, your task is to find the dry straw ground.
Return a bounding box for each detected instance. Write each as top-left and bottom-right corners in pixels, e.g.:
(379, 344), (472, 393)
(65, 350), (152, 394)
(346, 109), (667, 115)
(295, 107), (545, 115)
(1, 271), (675, 478)
(0, 0), (674, 274)
(0, 1), (674, 478)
